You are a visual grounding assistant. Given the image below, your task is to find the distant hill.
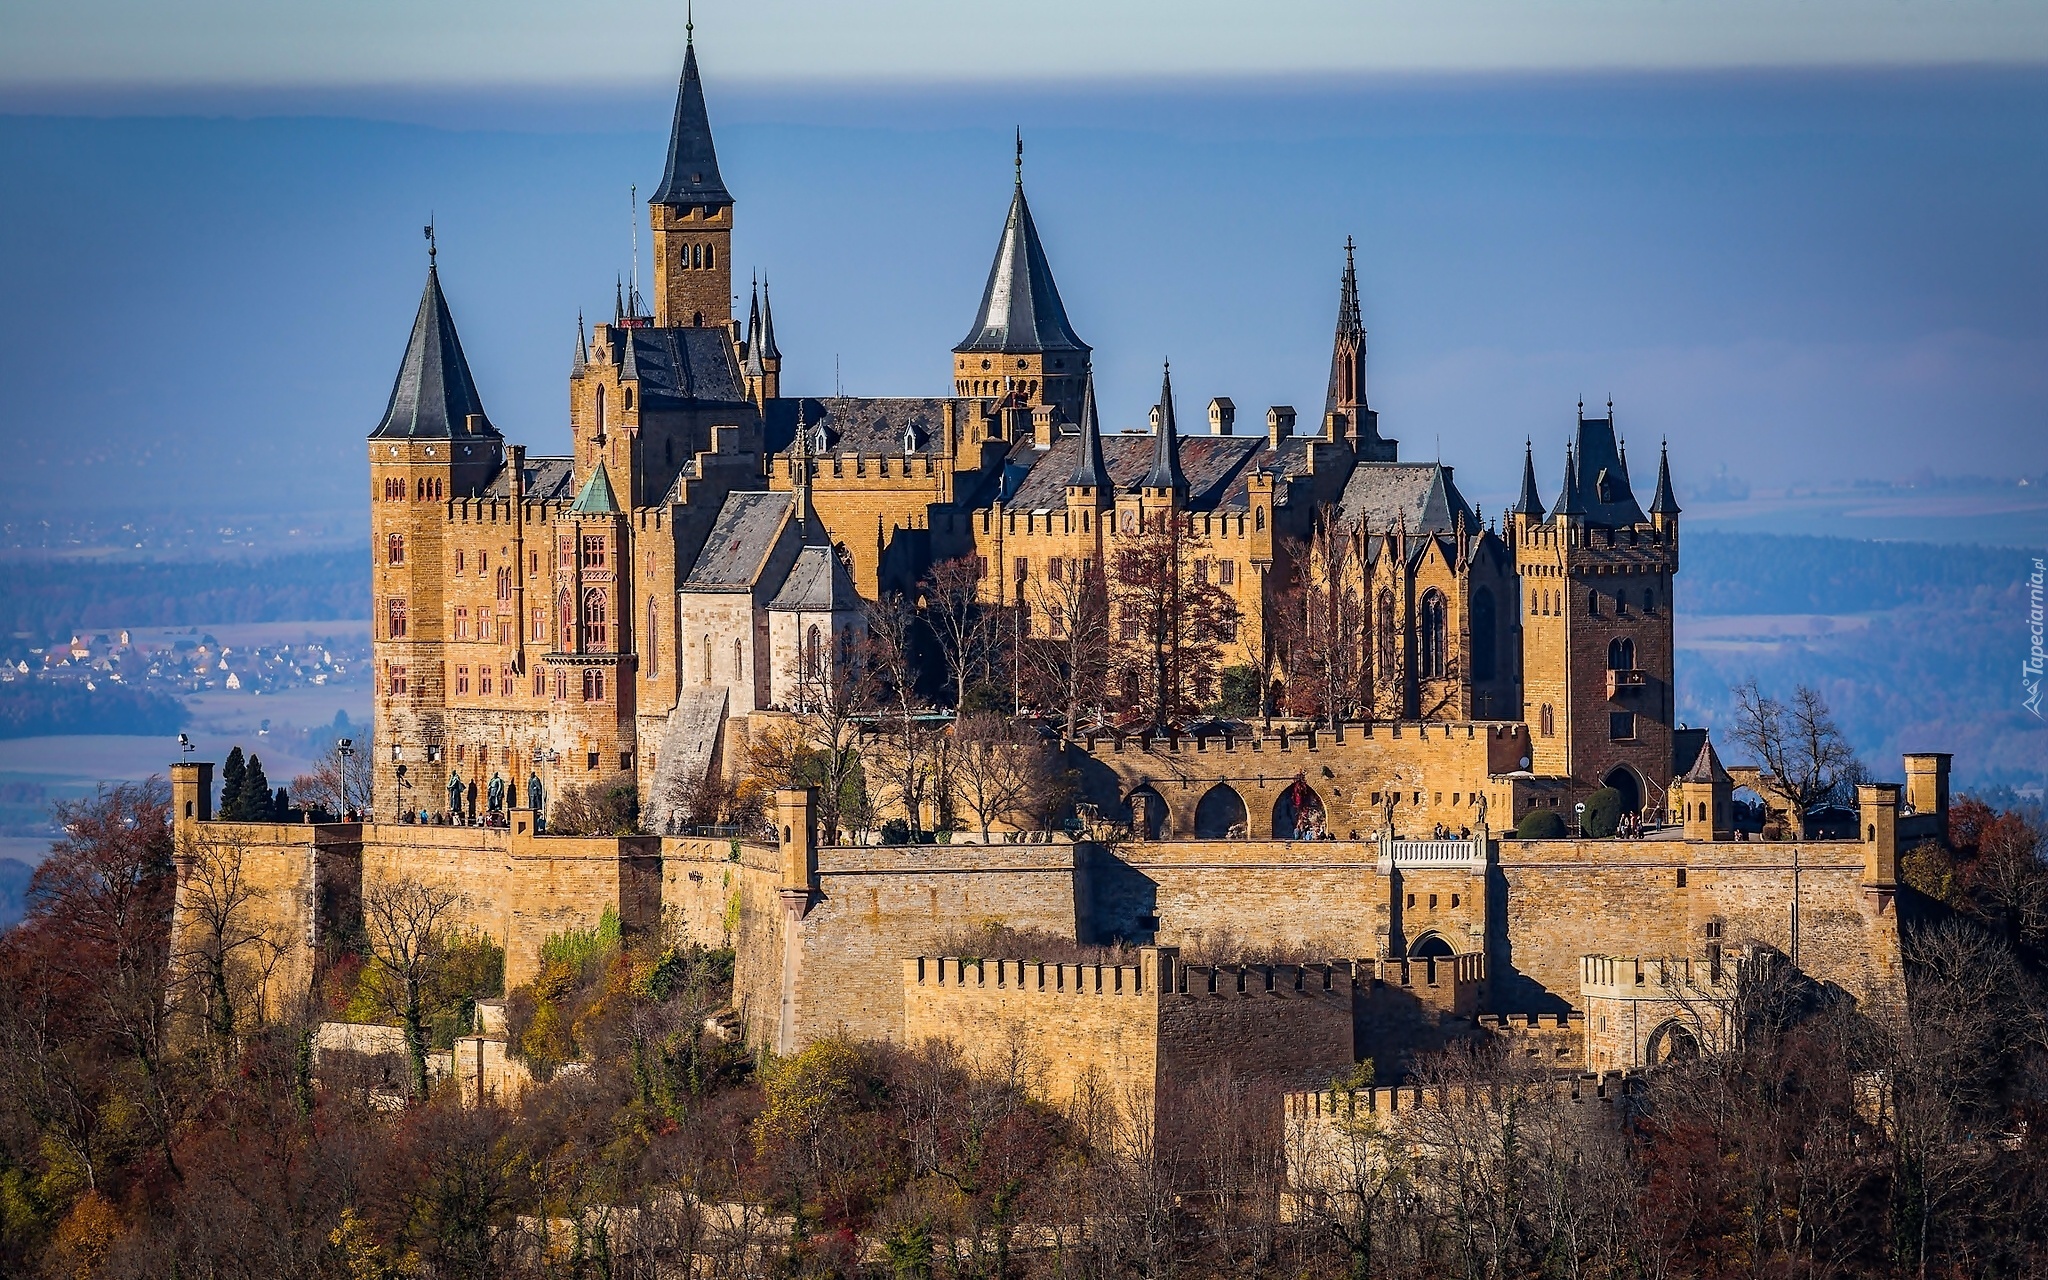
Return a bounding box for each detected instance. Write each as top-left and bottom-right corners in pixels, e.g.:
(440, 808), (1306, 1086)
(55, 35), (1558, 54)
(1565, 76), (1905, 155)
(0, 858), (34, 932)
(0, 550), (367, 644)
(1679, 532), (2026, 616)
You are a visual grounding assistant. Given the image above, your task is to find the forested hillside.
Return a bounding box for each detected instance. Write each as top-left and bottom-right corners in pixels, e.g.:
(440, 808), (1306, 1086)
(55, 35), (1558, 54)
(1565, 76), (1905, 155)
(0, 550), (367, 643)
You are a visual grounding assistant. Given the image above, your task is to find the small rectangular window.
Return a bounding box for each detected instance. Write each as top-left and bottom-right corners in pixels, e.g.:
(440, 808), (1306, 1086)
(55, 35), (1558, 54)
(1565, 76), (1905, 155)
(453, 607), (469, 640)
(1219, 559), (1235, 585)
(455, 666), (470, 695)
(1014, 556), (1028, 581)
(455, 550), (465, 573)
(480, 666), (492, 695)
(582, 536), (607, 569)
(1609, 711), (1636, 741)
(586, 752), (599, 771)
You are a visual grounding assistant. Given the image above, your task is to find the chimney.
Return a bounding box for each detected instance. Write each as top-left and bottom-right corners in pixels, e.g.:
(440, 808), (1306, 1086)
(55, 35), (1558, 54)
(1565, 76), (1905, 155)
(1208, 397), (1236, 436)
(1267, 405), (1296, 449)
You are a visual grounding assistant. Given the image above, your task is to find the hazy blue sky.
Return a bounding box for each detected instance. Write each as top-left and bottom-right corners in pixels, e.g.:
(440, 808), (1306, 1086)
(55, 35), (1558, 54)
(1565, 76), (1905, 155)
(1, 6), (2044, 529)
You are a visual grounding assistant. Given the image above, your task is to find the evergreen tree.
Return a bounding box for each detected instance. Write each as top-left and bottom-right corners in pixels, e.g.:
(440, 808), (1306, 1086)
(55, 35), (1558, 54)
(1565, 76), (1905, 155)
(240, 755), (270, 822)
(272, 786), (290, 821)
(220, 746), (246, 820)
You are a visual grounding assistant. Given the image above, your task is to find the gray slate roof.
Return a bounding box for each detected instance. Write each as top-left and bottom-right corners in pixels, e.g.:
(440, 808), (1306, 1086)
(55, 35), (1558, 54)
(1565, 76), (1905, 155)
(1336, 463), (1476, 535)
(1681, 738), (1733, 785)
(483, 456), (576, 501)
(1563, 413), (1646, 527)
(370, 264), (499, 440)
(769, 544), (861, 612)
(954, 181), (1088, 356)
(767, 397), (949, 456)
(617, 328), (747, 409)
(649, 42), (732, 210)
(1002, 433), (1264, 511)
(683, 492), (792, 589)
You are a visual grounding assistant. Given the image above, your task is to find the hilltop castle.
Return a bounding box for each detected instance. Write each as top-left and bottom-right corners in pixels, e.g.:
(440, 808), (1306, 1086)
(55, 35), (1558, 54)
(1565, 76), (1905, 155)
(171, 35), (1946, 1120)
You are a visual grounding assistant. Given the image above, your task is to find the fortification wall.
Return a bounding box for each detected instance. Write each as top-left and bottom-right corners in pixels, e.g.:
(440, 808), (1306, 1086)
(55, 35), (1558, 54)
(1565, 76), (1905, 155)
(1492, 839), (1896, 1014)
(660, 836), (786, 1043)
(903, 955), (1163, 1113)
(1158, 962), (1355, 1093)
(1092, 840), (1385, 955)
(789, 843), (1081, 1045)
(1069, 722), (1530, 840)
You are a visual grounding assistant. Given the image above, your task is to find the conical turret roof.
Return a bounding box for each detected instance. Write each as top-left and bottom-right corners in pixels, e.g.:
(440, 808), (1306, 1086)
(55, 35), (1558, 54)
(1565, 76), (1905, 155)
(1650, 441), (1681, 517)
(1142, 362), (1187, 495)
(1553, 444), (1586, 518)
(1512, 440), (1545, 518)
(758, 277), (781, 360)
(371, 262), (497, 440)
(954, 144), (1088, 356)
(1067, 364), (1110, 494)
(650, 40), (732, 210)
(742, 278), (765, 378)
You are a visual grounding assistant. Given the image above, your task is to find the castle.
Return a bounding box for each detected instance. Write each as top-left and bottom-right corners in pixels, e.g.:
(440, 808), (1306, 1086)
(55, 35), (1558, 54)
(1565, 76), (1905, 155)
(170, 33), (1946, 1130)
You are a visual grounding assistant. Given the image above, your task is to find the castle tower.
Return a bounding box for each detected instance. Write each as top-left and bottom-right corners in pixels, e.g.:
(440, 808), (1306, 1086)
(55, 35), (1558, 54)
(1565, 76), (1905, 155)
(368, 246), (502, 815)
(952, 134), (1089, 425)
(1672, 737), (1733, 841)
(649, 33), (734, 329)
(1323, 237), (1397, 461)
(546, 461), (636, 781)
(1517, 408), (1677, 816)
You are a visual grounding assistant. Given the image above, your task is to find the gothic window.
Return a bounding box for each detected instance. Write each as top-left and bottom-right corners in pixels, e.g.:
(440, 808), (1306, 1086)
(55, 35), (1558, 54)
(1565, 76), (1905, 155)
(1376, 589), (1396, 676)
(583, 590), (609, 650)
(1643, 588), (1656, 615)
(1419, 589), (1448, 679)
(478, 613), (493, 643)
(583, 668), (607, 702)
(1471, 587), (1497, 682)
(496, 568), (512, 601)
(732, 638), (744, 682)
(1587, 589), (1601, 617)
(558, 589), (573, 648)
(705, 245), (715, 269)
(582, 536), (607, 569)
(624, 387), (634, 411)
(596, 385), (606, 438)
(691, 243), (702, 269)
(1540, 703), (1554, 736)
(646, 601), (658, 676)
(387, 598), (408, 639)
(552, 670), (566, 700)
(1609, 637), (1635, 671)
(806, 624), (822, 674)
(386, 533), (405, 565)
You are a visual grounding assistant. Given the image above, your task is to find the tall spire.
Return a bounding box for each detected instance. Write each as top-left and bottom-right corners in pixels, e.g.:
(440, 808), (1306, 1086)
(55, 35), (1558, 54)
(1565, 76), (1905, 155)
(1650, 440), (1681, 517)
(1512, 439), (1545, 519)
(370, 256), (497, 440)
(1554, 443), (1586, 519)
(573, 312), (587, 375)
(1322, 235), (1373, 432)
(759, 276), (781, 360)
(1142, 360), (1187, 497)
(742, 275), (765, 377)
(649, 36), (732, 210)
(954, 138), (1088, 357)
(1067, 362), (1110, 498)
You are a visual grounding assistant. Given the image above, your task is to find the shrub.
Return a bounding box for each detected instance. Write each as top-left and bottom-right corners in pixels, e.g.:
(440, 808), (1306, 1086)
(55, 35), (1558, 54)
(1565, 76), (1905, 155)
(1581, 787), (1624, 838)
(1515, 809), (1568, 840)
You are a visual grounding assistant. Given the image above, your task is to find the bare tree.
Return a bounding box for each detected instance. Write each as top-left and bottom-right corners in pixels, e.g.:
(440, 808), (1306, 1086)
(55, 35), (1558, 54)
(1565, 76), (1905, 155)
(920, 555), (1000, 711)
(173, 833), (285, 1071)
(290, 735), (370, 821)
(950, 713), (1050, 841)
(773, 608), (879, 844)
(1276, 510), (1368, 730)
(865, 594), (948, 839)
(1107, 511), (1239, 726)
(1730, 680), (1861, 837)
(1023, 557), (1112, 742)
(360, 876), (465, 1099)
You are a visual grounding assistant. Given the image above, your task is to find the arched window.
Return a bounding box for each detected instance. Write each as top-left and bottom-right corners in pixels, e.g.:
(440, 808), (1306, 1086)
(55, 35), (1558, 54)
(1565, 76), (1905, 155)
(624, 387), (634, 411)
(1376, 589), (1396, 676)
(1419, 590), (1448, 679)
(733, 638), (745, 682)
(1471, 587), (1497, 682)
(386, 533), (405, 565)
(646, 600), (659, 676)
(558, 589), (573, 649)
(1587, 589), (1601, 617)
(495, 567), (511, 602)
(692, 243), (702, 269)
(1643, 588), (1656, 615)
(806, 624), (822, 674)
(1609, 637), (1635, 671)
(701, 634), (712, 684)
(582, 590), (608, 650)
(705, 244), (715, 269)
(1540, 703), (1555, 736)
(595, 385), (606, 439)
(386, 598), (408, 639)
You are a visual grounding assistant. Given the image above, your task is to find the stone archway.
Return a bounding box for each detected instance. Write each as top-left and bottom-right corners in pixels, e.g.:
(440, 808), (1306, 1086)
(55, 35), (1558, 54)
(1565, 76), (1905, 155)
(1646, 1019), (1700, 1065)
(1125, 785), (1168, 840)
(1602, 765), (1643, 815)
(1272, 775), (1327, 840)
(1409, 932), (1456, 959)
(1193, 783), (1249, 839)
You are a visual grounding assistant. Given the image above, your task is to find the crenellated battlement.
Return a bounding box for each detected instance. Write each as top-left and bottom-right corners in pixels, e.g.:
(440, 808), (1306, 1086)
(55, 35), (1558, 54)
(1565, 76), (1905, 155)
(1074, 719), (1525, 756)
(1580, 952), (1741, 1000)
(1286, 1072), (1636, 1120)
(901, 952), (1356, 1001)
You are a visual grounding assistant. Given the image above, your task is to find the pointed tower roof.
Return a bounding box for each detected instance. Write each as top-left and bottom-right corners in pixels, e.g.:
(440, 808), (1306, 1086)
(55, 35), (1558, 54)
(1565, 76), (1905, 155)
(1570, 408), (1647, 527)
(1142, 361), (1188, 495)
(1650, 440), (1681, 517)
(570, 460), (622, 516)
(572, 313), (587, 375)
(758, 277), (781, 360)
(371, 261), (497, 440)
(742, 277), (765, 378)
(1323, 236), (1366, 419)
(1682, 737), (1733, 785)
(649, 39), (732, 210)
(954, 136), (1088, 356)
(1553, 444), (1586, 518)
(1066, 363), (1110, 494)
(1512, 439), (1546, 518)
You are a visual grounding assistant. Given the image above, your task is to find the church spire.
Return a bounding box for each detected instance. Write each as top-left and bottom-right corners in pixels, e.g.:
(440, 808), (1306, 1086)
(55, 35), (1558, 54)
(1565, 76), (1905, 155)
(742, 275), (765, 378)
(1066, 362), (1110, 502)
(573, 312), (587, 376)
(650, 38), (732, 210)
(1512, 439), (1545, 519)
(1650, 440), (1681, 519)
(1142, 361), (1187, 499)
(759, 276), (781, 360)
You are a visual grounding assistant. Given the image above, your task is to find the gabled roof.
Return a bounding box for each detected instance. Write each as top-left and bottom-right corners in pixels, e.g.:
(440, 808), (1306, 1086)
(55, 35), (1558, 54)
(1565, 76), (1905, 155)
(649, 41), (732, 210)
(766, 397), (949, 456)
(1000, 433), (1263, 512)
(953, 170), (1088, 356)
(1682, 737), (1733, 785)
(569, 460), (621, 515)
(483, 455), (577, 501)
(684, 492), (794, 589)
(1142, 364), (1188, 494)
(614, 327), (748, 409)
(370, 263), (499, 440)
(1336, 462), (1475, 535)
(769, 544), (861, 612)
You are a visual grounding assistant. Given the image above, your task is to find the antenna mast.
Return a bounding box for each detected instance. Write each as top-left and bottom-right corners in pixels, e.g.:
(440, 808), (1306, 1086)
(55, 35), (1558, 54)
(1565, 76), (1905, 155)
(630, 183), (639, 317)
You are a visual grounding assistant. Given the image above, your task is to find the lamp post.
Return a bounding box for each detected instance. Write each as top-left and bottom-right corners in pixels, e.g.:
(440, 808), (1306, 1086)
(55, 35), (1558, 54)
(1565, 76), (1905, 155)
(337, 737), (355, 819)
